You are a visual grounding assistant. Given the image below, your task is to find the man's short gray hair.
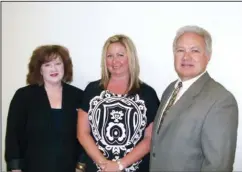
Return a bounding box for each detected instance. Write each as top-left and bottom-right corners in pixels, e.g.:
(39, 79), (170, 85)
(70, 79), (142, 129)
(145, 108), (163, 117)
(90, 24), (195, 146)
(173, 25), (212, 56)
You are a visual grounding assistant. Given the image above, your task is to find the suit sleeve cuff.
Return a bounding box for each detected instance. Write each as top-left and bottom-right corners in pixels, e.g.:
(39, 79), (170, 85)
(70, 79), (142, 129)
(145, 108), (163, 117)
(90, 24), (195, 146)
(7, 159), (24, 170)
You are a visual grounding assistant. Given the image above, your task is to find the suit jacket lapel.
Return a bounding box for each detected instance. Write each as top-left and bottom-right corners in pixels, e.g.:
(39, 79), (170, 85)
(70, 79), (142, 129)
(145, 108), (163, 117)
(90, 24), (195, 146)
(38, 85), (53, 129)
(62, 83), (67, 110)
(154, 81), (176, 131)
(61, 83), (72, 128)
(158, 72), (211, 135)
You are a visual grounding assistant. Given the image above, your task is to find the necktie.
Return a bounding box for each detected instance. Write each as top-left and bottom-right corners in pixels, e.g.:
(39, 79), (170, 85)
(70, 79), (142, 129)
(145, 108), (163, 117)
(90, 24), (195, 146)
(157, 81), (182, 134)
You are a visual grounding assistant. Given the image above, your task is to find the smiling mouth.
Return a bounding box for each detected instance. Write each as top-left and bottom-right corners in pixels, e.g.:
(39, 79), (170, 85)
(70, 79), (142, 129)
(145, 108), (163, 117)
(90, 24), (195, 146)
(181, 64), (194, 67)
(113, 66), (120, 69)
(50, 73), (58, 77)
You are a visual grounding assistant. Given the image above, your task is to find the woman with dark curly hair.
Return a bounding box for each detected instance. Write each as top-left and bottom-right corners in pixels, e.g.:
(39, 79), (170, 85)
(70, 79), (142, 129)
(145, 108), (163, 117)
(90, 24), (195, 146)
(5, 45), (83, 172)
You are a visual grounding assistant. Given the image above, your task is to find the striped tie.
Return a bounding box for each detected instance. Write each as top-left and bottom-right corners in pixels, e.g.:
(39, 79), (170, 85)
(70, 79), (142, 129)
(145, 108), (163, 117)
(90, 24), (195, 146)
(157, 82), (182, 134)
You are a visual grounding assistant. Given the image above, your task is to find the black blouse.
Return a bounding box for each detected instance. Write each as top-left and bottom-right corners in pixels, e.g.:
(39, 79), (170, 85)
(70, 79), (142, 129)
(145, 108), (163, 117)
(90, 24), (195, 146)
(79, 80), (160, 172)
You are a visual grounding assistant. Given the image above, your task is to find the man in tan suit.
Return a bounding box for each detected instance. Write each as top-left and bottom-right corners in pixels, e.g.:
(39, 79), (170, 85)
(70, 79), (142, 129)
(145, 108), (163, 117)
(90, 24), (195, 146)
(150, 25), (238, 172)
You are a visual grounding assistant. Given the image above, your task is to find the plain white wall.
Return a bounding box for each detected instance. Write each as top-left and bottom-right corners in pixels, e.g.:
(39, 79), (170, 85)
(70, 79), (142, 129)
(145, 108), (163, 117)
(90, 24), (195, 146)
(2, 2), (242, 171)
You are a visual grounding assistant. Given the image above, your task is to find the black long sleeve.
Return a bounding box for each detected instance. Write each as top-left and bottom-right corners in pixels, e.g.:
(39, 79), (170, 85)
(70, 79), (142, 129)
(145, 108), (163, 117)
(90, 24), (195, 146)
(5, 88), (27, 170)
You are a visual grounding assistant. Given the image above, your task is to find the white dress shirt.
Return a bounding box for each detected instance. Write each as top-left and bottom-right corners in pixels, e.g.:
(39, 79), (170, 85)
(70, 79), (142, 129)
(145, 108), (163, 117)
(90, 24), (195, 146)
(160, 71), (207, 116)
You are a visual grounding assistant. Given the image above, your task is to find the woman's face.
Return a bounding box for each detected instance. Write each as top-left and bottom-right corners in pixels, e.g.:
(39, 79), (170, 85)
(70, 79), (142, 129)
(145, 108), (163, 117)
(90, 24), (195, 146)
(106, 42), (129, 78)
(40, 56), (64, 85)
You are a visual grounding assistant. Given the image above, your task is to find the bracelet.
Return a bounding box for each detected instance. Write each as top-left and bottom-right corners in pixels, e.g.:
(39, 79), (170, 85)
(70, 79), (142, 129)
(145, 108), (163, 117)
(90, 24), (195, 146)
(76, 162), (86, 171)
(117, 160), (124, 171)
(98, 159), (107, 170)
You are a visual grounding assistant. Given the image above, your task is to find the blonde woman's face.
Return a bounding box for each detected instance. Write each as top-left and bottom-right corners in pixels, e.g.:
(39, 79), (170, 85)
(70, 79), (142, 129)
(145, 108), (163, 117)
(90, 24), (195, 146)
(106, 42), (129, 78)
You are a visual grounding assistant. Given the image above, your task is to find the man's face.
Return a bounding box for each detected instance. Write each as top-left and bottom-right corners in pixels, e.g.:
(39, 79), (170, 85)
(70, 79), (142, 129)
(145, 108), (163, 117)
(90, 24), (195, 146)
(174, 32), (210, 81)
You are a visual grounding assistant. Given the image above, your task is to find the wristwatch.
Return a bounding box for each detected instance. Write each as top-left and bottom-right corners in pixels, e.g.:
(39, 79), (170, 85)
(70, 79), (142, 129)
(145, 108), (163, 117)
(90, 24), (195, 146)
(117, 160), (124, 171)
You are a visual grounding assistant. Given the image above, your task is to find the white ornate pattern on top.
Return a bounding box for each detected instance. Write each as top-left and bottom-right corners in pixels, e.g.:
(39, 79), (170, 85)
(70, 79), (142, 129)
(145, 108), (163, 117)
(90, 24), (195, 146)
(88, 90), (147, 172)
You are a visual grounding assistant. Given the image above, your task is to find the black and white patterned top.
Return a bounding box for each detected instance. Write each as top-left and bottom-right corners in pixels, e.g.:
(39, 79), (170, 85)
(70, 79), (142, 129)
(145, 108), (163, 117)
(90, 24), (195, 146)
(80, 80), (159, 172)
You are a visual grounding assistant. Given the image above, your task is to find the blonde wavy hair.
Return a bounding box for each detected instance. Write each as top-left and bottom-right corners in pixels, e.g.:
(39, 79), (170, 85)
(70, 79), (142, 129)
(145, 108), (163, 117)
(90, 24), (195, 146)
(100, 34), (140, 92)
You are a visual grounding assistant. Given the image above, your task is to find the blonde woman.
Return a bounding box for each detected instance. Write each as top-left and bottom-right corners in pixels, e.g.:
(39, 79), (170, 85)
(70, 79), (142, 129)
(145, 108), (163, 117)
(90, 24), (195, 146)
(77, 35), (159, 172)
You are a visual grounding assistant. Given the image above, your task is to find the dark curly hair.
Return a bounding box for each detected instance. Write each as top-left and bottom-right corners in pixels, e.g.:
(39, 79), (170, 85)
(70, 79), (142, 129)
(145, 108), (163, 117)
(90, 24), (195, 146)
(26, 45), (73, 85)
